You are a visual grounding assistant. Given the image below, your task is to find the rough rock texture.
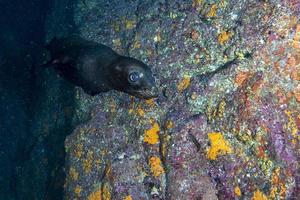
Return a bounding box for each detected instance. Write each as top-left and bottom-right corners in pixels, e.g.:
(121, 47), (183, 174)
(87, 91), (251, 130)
(63, 0), (300, 199)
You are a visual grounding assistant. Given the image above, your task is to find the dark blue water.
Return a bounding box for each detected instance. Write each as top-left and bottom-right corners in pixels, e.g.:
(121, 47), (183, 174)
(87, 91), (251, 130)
(0, 0), (71, 199)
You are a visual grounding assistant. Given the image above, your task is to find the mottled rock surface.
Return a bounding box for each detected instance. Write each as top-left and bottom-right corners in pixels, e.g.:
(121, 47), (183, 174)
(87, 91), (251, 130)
(63, 0), (300, 199)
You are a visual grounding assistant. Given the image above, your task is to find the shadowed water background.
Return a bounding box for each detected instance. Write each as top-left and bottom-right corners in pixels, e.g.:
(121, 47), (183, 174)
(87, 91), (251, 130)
(0, 0), (76, 199)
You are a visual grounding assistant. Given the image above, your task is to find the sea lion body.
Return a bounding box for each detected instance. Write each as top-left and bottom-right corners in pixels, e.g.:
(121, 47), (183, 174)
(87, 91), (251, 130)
(45, 36), (158, 99)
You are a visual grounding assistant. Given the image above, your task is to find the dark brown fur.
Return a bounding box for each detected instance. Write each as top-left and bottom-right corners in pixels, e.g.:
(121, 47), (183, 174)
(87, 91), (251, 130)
(45, 36), (158, 99)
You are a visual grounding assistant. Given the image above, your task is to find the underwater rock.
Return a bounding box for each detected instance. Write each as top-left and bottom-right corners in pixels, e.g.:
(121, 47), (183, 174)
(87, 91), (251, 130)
(61, 0), (300, 199)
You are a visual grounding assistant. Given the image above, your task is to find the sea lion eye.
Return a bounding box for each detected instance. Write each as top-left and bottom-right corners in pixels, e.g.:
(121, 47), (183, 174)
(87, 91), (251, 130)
(129, 72), (140, 82)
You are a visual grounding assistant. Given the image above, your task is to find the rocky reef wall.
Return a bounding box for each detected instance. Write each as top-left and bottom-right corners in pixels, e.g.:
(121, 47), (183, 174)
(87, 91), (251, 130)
(45, 0), (300, 199)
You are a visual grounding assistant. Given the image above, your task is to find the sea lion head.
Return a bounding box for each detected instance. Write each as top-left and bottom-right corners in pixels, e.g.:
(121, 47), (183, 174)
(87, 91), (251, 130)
(109, 56), (158, 99)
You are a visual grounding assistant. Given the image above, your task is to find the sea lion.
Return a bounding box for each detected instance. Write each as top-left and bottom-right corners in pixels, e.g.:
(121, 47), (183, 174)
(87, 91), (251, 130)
(44, 36), (158, 99)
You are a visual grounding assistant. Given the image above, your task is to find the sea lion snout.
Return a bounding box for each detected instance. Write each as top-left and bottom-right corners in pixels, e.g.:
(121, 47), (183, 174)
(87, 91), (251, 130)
(110, 56), (159, 99)
(128, 72), (159, 99)
(144, 86), (159, 99)
(140, 75), (159, 99)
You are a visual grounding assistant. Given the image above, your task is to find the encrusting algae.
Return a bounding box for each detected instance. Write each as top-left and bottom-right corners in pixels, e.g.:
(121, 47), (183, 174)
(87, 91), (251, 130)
(88, 188), (101, 200)
(69, 167), (79, 181)
(284, 110), (299, 144)
(124, 195), (133, 200)
(234, 186), (241, 197)
(148, 156), (165, 177)
(235, 71), (251, 87)
(82, 150), (94, 173)
(292, 24), (300, 49)
(177, 75), (191, 92)
(207, 132), (232, 160)
(192, 0), (203, 8)
(206, 4), (218, 18)
(218, 31), (232, 45)
(252, 190), (268, 200)
(125, 19), (136, 30)
(74, 185), (82, 197)
(87, 184), (111, 200)
(144, 122), (160, 145)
